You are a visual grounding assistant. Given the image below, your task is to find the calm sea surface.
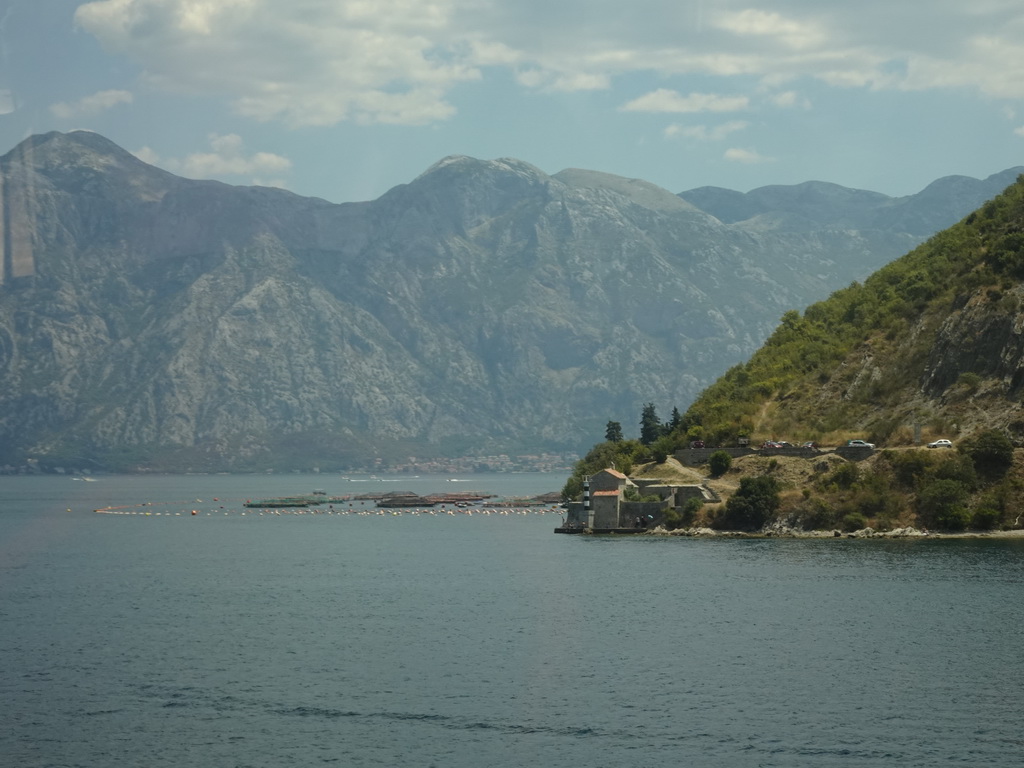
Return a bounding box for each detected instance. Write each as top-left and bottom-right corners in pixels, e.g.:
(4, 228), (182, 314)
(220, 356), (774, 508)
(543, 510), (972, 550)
(2, 473), (1023, 767)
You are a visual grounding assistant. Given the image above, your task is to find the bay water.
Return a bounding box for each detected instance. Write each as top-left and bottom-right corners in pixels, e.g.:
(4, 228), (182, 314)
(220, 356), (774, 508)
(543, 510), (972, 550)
(2, 473), (1022, 767)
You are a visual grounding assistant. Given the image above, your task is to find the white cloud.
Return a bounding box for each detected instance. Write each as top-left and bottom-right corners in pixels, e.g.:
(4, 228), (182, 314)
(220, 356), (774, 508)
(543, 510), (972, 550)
(182, 133), (292, 178)
(0, 88), (14, 115)
(715, 9), (826, 51)
(132, 134), (292, 187)
(75, 0), (477, 127)
(549, 73), (611, 93)
(724, 147), (774, 164)
(898, 33), (1024, 99)
(621, 89), (748, 114)
(665, 120), (749, 141)
(72, 0), (1024, 130)
(177, 0), (255, 35)
(769, 90), (811, 109)
(1014, 125), (1024, 138)
(132, 146), (162, 165)
(469, 40), (521, 67)
(515, 69), (609, 92)
(49, 89), (133, 119)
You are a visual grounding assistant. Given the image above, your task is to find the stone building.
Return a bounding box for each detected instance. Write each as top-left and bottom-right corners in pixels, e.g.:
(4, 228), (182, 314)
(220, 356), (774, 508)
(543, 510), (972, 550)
(559, 467), (718, 532)
(562, 468), (674, 531)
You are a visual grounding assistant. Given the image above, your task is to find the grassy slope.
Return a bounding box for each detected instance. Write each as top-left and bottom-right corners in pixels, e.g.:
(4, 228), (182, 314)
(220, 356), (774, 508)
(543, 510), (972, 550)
(681, 174), (1024, 448)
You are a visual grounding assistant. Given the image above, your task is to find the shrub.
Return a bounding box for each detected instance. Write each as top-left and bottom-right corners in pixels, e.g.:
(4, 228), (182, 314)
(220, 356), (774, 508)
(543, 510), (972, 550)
(792, 497), (837, 530)
(961, 429), (1014, 480)
(662, 508), (683, 530)
(957, 372), (981, 393)
(887, 449), (936, 489)
(971, 506), (1002, 531)
(681, 496), (703, 526)
(931, 454), (979, 492)
(561, 475), (582, 502)
(708, 450), (732, 477)
(715, 475), (781, 531)
(916, 477), (970, 530)
(650, 434), (679, 463)
(935, 506), (971, 532)
(852, 486), (897, 517)
(661, 496), (703, 530)
(841, 512), (868, 532)
(829, 461), (860, 490)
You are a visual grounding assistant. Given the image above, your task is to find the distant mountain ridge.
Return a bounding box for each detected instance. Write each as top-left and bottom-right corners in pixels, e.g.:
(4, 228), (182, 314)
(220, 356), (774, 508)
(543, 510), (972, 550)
(0, 131), (1019, 471)
(680, 169), (1024, 235)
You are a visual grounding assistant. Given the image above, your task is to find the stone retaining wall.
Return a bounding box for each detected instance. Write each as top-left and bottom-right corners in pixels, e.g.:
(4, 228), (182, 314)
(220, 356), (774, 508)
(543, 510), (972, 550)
(673, 447), (755, 466)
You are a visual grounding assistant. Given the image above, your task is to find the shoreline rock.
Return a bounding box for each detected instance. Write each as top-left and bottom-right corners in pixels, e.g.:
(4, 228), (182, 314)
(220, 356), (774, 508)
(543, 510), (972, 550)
(648, 525), (1024, 539)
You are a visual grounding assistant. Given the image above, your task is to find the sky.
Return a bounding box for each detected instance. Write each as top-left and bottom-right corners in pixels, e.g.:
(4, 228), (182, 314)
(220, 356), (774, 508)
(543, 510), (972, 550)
(1, 0), (1024, 204)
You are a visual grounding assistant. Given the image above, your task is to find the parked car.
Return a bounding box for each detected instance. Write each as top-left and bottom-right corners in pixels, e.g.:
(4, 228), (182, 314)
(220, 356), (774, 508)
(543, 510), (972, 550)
(846, 439), (875, 449)
(801, 441), (819, 449)
(690, 439), (705, 449)
(927, 438), (953, 449)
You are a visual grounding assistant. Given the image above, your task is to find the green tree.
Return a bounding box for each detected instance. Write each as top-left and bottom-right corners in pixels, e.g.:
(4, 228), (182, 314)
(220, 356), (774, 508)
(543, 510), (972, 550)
(616, 455), (634, 477)
(708, 450), (732, 478)
(686, 425), (705, 443)
(640, 403), (663, 446)
(841, 511), (869, 532)
(561, 475), (582, 503)
(605, 420), (624, 443)
(971, 504), (1002, 531)
(916, 477), (970, 531)
(960, 429), (1014, 480)
(669, 407), (683, 432)
(715, 475), (781, 531)
(650, 434), (677, 463)
(560, 439), (643, 500)
(663, 496), (704, 530)
(931, 453), (978, 491)
(886, 449), (937, 489)
(828, 461), (860, 490)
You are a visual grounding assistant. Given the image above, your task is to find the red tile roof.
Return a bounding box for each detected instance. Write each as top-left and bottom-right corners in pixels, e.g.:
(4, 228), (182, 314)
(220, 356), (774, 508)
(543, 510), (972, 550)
(593, 490), (620, 496)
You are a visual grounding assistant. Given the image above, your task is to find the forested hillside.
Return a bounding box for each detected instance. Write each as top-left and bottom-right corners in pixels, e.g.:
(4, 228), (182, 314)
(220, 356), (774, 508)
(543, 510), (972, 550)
(680, 174), (1024, 448)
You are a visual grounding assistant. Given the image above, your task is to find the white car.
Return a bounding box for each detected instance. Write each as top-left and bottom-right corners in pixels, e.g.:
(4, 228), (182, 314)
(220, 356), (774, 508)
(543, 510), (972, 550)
(846, 439), (875, 449)
(927, 438), (953, 449)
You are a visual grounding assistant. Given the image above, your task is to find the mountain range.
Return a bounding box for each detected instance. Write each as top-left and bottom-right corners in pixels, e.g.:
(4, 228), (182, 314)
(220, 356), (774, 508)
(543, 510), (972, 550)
(0, 130), (1019, 471)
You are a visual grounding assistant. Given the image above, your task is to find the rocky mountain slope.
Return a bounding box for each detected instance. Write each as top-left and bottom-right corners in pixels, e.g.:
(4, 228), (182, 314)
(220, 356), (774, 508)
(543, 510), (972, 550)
(0, 131), (1018, 471)
(681, 173), (1024, 448)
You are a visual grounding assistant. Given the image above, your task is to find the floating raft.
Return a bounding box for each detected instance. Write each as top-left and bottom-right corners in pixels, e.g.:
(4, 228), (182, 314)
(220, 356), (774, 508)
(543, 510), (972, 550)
(373, 491), (496, 508)
(376, 495), (434, 508)
(243, 494), (348, 508)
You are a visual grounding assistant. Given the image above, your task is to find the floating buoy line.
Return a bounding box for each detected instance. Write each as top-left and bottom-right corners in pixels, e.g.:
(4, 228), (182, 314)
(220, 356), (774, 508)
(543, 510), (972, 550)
(91, 498), (562, 518)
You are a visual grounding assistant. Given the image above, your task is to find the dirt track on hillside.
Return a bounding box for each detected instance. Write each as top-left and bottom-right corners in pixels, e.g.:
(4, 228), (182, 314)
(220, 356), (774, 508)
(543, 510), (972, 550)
(635, 452), (850, 498)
